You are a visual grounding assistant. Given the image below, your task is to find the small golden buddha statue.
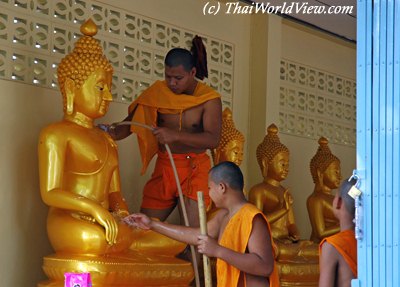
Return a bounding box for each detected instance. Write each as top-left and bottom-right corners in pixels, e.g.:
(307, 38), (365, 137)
(307, 137), (341, 243)
(211, 107), (245, 166)
(248, 124), (300, 244)
(37, 19), (192, 287)
(249, 124), (319, 286)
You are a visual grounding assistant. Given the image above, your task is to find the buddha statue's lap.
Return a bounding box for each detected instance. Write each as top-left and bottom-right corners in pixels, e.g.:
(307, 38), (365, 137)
(308, 137), (341, 243)
(249, 124), (319, 286)
(37, 19), (192, 287)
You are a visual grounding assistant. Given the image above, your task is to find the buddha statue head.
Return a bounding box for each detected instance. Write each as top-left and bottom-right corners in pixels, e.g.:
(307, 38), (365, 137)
(57, 18), (113, 118)
(310, 137), (341, 190)
(256, 124), (289, 182)
(212, 107), (245, 166)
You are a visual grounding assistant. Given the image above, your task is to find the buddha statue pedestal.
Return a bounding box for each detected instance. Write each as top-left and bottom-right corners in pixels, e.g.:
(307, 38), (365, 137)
(38, 251), (193, 287)
(278, 261), (319, 287)
(275, 240), (319, 287)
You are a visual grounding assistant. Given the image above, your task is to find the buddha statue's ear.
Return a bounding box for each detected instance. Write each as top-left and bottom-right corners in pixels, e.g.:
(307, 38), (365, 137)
(65, 78), (75, 115)
(261, 157), (269, 178)
(316, 168), (323, 186)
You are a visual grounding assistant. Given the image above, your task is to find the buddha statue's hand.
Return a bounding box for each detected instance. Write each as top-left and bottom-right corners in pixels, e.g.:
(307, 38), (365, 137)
(197, 235), (220, 258)
(92, 207), (118, 245)
(123, 213), (152, 230)
(288, 224), (300, 243)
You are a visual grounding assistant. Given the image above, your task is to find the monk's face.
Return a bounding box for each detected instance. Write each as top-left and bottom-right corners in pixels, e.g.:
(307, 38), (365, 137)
(164, 65), (196, 94)
(74, 68), (113, 118)
(208, 179), (222, 207)
(266, 151), (289, 182)
(323, 161), (341, 189)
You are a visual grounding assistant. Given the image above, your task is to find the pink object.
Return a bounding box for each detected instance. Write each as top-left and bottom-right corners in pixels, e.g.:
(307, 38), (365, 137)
(64, 272), (92, 287)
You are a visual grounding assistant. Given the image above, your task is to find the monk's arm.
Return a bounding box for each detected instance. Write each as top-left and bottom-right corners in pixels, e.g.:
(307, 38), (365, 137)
(109, 111), (134, 140)
(215, 215), (274, 277)
(128, 213), (202, 245)
(319, 242), (338, 287)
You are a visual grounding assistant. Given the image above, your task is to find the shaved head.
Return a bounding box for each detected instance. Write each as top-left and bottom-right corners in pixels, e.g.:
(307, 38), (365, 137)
(209, 161), (244, 191)
(339, 177), (357, 216)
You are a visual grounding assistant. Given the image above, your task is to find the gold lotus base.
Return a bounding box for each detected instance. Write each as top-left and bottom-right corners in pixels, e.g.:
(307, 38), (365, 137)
(37, 251), (194, 287)
(278, 261), (319, 287)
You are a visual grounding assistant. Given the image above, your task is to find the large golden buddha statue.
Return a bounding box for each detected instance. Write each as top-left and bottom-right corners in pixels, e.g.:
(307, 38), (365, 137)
(307, 137), (341, 243)
(37, 19), (192, 287)
(248, 124), (319, 287)
(211, 107), (244, 166)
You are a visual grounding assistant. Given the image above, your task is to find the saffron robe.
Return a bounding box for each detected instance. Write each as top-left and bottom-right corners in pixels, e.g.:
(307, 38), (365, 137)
(319, 229), (357, 277)
(217, 203), (280, 287)
(128, 80), (220, 174)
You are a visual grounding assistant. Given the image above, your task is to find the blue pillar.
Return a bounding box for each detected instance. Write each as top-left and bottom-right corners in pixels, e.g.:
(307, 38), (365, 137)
(355, 0), (400, 286)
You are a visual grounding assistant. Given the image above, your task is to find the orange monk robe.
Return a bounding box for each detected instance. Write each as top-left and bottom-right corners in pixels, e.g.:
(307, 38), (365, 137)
(128, 80), (220, 174)
(319, 229), (357, 277)
(217, 203), (280, 287)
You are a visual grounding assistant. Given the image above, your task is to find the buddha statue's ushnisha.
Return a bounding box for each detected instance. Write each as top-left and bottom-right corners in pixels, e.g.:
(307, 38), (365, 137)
(211, 107), (245, 166)
(307, 137), (341, 243)
(37, 19), (192, 287)
(248, 124), (319, 286)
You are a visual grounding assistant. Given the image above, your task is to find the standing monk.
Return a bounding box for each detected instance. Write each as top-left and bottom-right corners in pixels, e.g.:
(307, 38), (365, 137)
(106, 37), (222, 230)
(318, 177), (357, 287)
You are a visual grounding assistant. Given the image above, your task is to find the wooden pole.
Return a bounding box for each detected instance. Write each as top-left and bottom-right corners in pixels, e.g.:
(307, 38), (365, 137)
(197, 191), (213, 287)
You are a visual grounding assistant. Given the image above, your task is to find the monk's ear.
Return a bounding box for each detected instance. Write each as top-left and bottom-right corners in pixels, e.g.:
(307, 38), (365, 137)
(219, 182), (227, 193)
(65, 78), (75, 115)
(190, 67), (196, 77)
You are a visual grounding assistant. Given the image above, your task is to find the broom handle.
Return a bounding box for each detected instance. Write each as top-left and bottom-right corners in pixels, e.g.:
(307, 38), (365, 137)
(197, 191), (212, 287)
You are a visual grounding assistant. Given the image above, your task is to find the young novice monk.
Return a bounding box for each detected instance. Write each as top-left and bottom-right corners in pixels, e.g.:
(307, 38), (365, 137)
(124, 161), (280, 287)
(319, 177), (358, 287)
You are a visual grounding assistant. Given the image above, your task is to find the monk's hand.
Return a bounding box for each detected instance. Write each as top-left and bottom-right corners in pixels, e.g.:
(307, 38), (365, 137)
(92, 207), (118, 245)
(123, 213), (152, 230)
(97, 123), (117, 139)
(197, 235), (219, 258)
(152, 127), (179, 144)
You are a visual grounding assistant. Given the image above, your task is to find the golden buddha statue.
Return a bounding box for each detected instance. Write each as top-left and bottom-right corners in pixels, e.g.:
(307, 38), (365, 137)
(248, 124), (300, 244)
(248, 124), (319, 287)
(211, 107), (245, 166)
(37, 19), (192, 287)
(307, 137), (341, 243)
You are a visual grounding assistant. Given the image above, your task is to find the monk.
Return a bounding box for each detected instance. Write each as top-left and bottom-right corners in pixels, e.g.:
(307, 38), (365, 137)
(319, 177), (357, 287)
(124, 161), (280, 287)
(104, 38), (222, 231)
